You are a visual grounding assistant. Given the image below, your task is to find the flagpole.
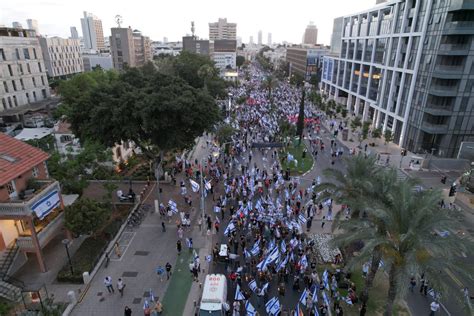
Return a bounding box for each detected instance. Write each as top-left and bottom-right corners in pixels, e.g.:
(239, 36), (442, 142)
(200, 158), (205, 234)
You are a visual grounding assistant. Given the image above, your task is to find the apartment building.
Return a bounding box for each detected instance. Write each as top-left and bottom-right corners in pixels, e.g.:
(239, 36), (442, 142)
(182, 36), (210, 56)
(39, 37), (84, 78)
(0, 27), (50, 113)
(0, 133), (64, 273)
(286, 46), (330, 81)
(80, 11), (105, 52)
(133, 30), (152, 67)
(209, 18), (237, 40)
(303, 22), (318, 45)
(110, 27), (152, 70)
(213, 40), (237, 70)
(321, 0), (474, 157)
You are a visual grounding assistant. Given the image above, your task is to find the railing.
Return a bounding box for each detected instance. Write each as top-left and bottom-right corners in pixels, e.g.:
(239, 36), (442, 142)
(16, 212), (65, 251)
(421, 122), (449, 133)
(445, 21), (474, 30)
(0, 245), (18, 275)
(0, 181), (61, 217)
(438, 43), (470, 52)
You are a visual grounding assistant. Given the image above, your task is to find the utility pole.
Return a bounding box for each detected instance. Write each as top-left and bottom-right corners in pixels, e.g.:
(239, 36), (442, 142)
(154, 156), (162, 214)
(200, 159), (205, 232)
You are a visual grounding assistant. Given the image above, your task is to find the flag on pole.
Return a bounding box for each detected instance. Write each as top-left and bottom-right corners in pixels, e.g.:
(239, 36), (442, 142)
(294, 304), (304, 316)
(299, 288), (308, 306)
(235, 284), (245, 301)
(168, 200), (178, 213)
(244, 248), (251, 259)
(143, 299), (149, 310)
(250, 240), (260, 256)
(298, 213), (307, 224)
(149, 288), (155, 302)
(246, 300), (256, 316)
(189, 179), (200, 192)
(323, 291), (330, 306)
(280, 240), (286, 254)
(261, 282), (269, 294)
(276, 254), (288, 272)
(311, 284), (318, 302)
(265, 297), (281, 315)
(299, 255), (308, 270)
(224, 221), (236, 236)
(205, 181), (212, 190)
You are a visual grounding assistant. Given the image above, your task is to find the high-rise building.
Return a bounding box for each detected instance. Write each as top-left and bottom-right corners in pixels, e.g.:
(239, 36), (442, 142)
(12, 22), (23, 29)
(258, 30), (262, 46)
(70, 26), (79, 39)
(0, 27), (50, 113)
(303, 22), (318, 45)
(26, 19), (39, 35)
(329, 17), (343, 55)
(80, 11), (105, 51)
(249, 36), (254, 45)
(163, 37), (168, 44)
(286, 46), (329, 81)
(39, 37), (83, 78)
(209, 18), (237, 40)
(321, 0), (474, 158)
(182, 36), (210, 56)
(110, 27), (152, 70)
(267, 33), (272, 46)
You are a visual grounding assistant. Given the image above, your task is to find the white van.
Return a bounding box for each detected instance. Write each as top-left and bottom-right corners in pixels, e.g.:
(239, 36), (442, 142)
(199, 274), (228, 315)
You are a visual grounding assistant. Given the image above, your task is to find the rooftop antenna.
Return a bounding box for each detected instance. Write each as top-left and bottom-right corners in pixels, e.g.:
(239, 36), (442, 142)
(191, 21), (195, 39)
(115, 15), (123, 28)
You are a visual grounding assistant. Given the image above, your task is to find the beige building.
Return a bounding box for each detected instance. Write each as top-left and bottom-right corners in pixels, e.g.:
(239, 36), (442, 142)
(80, 11), (105, 51)
(209, 18), (237, 40)
(39, 37), (83, 78)
(110, 27), (152, 70)
(0, 27), (50, 113)
(303, 22), (318, 45)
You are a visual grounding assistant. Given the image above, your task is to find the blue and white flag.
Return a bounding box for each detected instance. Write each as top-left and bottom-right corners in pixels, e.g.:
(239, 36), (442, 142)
(32, 190), (60, 220)
(149, 288), (155, 302)
(168, 200), (178, 213)
(294, 304), (304, 316)
(250, 240), (260, 256)
(205, 180), (212, 190)
(289, 238), (299, 249)
(323, 291), (330, 306)
(265, 297), (281, 316)
(265, 247), (280, 265)
(246, 300), (256, 316)
(322, 270), (329, 290)
(298, 213), (307, 224)
(311, 284), (318, 302)
(205, 255), (212, 262)
(235, 284), (245, 301)
(276, 254), (288, 272)
(224, 221), (236, 235)
(189, 179), (200, 192)
(344, 296), (353, 305)
(299, 255), (308, 270)
(249, 279), (258, 293)
(244, 248), (252, 259)
(143, 299), (149, 309)
(280, 240), (286, 253)
(257, 258), (267, 271)
(299, 288), (308, 306)
(214, 206), (221, 213)
(261, 282), (269, 294)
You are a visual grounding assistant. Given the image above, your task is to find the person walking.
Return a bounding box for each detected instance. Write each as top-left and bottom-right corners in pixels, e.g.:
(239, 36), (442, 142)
(177, 240), (182, 255)
(124, 306), (132, 316)
(165, 262), (172, 280)
(117, 278), (125, 297)
(161, 221), (166, 232)
(429, 300), (440, 316)
(104, 276), (114, 293)
(114, 242), (122, 258)
(321, 216), (326, 229)
(409, 276), (416, 293)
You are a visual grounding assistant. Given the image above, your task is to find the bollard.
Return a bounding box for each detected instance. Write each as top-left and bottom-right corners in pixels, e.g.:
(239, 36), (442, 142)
(82, 272), (91, 284)
(194, 300), (197, 307)
(199, 283), (202, 289)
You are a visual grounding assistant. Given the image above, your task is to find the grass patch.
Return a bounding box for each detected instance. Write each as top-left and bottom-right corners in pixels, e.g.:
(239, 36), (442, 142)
(280, 142), (313, 175)
(161, 250), (194, 315)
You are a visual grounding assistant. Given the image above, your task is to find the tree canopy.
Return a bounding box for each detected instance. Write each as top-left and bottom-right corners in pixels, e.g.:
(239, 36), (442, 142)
(60, 65), (221, 157)
(65, 198), (109, 236)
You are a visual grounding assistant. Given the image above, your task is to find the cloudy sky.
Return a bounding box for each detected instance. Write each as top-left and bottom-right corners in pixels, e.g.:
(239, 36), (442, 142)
(1, 0), (375, 44)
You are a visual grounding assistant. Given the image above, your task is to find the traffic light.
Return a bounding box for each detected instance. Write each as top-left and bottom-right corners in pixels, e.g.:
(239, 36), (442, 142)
(449, 184), (457, 197)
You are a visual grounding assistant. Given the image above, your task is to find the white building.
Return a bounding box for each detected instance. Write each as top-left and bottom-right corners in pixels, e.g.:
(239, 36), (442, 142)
(209, 18), (237, 40)
(80, 11), (105, 52)
(321, 0), (474, 158)
(39, 37), (83, 78)
(213, 52), (236, 70)
(0, 27), (50, 113)
(26, 19), (39, 35)
(267, 33), (272, 46)
(258, 30), (262, 46)
(12, 22), (23, 29)
(82, 53), (113, 71)
(70, 26), (79, 39)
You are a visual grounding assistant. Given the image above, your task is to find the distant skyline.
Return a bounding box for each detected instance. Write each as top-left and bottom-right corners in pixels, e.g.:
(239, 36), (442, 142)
(1, 0), (375, 44)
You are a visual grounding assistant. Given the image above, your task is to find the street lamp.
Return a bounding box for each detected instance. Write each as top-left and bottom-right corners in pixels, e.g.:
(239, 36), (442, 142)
(62, 239), (74, 275)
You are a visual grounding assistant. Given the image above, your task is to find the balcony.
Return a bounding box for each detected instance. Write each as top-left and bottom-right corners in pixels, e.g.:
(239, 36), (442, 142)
(443, 21), (474, 35)
(420, 122), (449, 134)
(438, 43), (470, 55)
(0, 181), (61, 218)
(423, 106), (453, 116)
(429, 84), (459, 96)
(16, 211), (65, 251)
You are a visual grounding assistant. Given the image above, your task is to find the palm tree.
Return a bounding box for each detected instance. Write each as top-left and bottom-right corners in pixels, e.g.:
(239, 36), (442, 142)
(197, 64), (215, 91)
(261, 75), (277, 100)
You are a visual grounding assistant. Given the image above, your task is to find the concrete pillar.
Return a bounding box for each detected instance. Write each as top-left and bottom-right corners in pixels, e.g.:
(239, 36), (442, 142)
(376, 110), (383, 128)
(383, 114), (389, 132)
(373, 109), (379, 129)
(346, 95), (352, 111)
(29, 219), (47, 272)
(354, 98), (361, 116)
(362, 103), (369, 122)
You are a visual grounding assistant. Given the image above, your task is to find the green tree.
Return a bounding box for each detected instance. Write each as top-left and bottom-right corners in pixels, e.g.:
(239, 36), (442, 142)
(215, 123), (235, 145)
(341, 109), (348, 118)
(103, 182), (118, 211)
(261, 75), (278, 100)
(296, 88), (306, 145)
(65, 198), (109, 236)
(290, 73), (304, 87)
(372, 127), (382, 139)
(350, 116), (362, 133)
(236, 55), (245, 68)
(384, 129), (393, 144)
(361, 121), (371, 146)
(309, 72), (320, 88)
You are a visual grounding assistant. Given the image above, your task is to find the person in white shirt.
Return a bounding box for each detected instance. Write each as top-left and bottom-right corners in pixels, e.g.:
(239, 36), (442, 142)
(104, 276), (114, 293)
(117, 278), (125, 297)
(429, 301), (440, 316)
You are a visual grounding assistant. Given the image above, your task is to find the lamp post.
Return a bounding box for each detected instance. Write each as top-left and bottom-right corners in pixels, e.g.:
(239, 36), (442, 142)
(62, 239), (74, 275)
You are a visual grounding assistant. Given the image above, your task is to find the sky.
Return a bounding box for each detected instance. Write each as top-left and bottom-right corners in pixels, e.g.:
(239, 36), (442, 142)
(1, 0), (375, 45)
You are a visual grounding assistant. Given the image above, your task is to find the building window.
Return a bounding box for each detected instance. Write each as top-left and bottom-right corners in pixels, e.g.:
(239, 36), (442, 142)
(27, 64), (31, 73)
(32, 77), (36, 87)
(7, 96), (12, 108)
(13, 96), (18, 107)
(7, 65), (13, 76)
(6, 181), (16, 195)
(23, 48), (30, 60)
(26, 92), (30, 103)
(32, 166), (39, 178)
(18, 64), (23, 75)
(41, 89), (47, 99)
(33, 48), (37, 59)
(3, 81), (8, 93)
(1, 98), (6, 110)
(33, 91), (37, 101)
(11, 80), (17, 91)
(20, 79), (24, 90)
(41, 76), (45, 86)
(0, 48), (5, 61)
(38, 62), (42, 72)
(15, 48), (20, 60)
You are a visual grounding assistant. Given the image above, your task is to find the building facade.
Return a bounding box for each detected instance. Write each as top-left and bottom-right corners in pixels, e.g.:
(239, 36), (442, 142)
(0, 28), (50, 113)
(82, 53), (113, 71)
(182, 36), (210, 56)
(258, 30), (263, 46)
(287, 46), (329, 81)
(133, 30), (152, 67)
(330, 17), (344, 55)
(70, 26), (79, 39)
(321, 0), (474, 157)
(39, 37), (83, 78)
(303, 22), (318, 45)
(110, 28), (152, 70)
(209, 18), (237, 40)
(26, 19), (39, 35)
(80, 11), (105, 52)
(213, 39), (237, 70)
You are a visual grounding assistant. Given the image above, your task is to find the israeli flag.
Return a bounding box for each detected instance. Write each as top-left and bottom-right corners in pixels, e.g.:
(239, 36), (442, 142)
(248, 279), (258, 293)
(261, 282), (269, 294)
(235, 284), (245, 301)
(189, 179), (200, 192)
(257, 258), (266, 271)
(205, 255), (212, 262)
(265, 246), (280, 265)
(298, 214), (307, 224)
(265, 297), (281, 316)
(214, 206), (221, 213)
(244, 248), (251, 258)
(311, 284), (318, 302)
(224, 221), (236, 235)
(344, 296), (353, 305)
(289, 238), (299, 249)
(250, 241), (260, 256)
(322, 270), (329, 290)
(246, 300), (256, 316)
(205, 180), (212, 190)
(149, 288), (155, 302)
(299, 255), (308, 270)
(280, 240), (286, 253)
(287, 153), (295, 162)
(323, 291), (330, 306)
(295, 303), (304, 316)
(276, 254), (288, 272)
(168, 200), (178, 213)
(143, 299), (149, 310)
(299, 288), (308, 306)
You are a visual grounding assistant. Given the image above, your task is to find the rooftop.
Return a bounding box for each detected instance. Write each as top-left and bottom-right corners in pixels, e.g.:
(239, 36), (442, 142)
(0, 133), (50, 186)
